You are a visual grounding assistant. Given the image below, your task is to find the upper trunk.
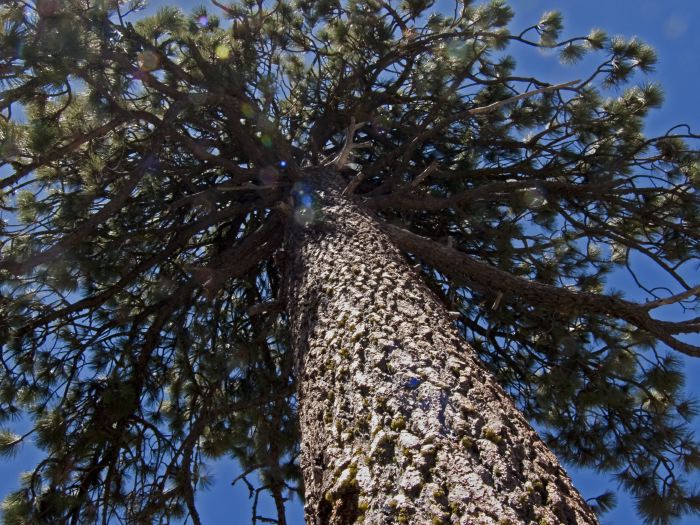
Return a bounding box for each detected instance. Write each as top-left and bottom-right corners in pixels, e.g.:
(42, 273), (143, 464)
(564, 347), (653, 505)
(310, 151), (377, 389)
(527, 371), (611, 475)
(284, 168), (598, 525)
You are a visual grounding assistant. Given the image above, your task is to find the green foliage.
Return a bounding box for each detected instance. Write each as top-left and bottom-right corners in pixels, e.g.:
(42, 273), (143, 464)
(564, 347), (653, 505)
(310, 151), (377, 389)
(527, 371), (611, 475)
(0, 0), (698, 524)
(0, 431), (21, 458)
(588, 490), (617, 516)
(473, 0), (513, 29)
(135, 6), (186, 39)
(586, 28), (607, 50)
(559, 42), (586, 64)
(537, 10), (563, 46)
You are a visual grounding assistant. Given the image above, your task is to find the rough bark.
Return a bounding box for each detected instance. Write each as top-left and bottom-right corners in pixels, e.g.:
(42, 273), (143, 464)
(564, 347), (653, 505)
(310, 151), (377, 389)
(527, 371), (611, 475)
(285, 169), (598, 525)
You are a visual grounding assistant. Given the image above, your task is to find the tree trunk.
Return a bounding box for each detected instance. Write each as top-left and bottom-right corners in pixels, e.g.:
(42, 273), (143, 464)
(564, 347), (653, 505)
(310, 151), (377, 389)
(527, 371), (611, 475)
(284, 169), (598, 525)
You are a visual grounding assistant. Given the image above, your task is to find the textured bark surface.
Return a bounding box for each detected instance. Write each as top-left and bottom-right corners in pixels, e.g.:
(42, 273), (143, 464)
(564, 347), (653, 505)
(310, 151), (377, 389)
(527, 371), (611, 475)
(285, 169), (598, 525)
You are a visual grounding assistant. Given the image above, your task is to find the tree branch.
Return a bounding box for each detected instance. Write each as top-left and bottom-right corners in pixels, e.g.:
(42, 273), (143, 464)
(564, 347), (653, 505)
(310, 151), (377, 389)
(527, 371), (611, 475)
(382, 223), (700, 357)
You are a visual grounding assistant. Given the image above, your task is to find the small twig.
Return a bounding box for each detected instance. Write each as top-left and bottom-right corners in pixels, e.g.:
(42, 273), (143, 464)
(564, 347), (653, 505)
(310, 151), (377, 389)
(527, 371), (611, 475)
(232, 471), (256, 495)
(642, 285), (700, 310)
(491, 291), (504, 310)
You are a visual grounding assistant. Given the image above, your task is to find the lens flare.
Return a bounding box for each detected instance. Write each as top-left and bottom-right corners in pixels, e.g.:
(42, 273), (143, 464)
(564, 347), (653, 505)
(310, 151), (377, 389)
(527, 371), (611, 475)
(664, 14), (688, 40)
(299, 194), (314, 208)
(215, 45), (230, 60)
(294, 207), (316, 226)
(292, 182), (317, 226)
(137, 50), (159, 72)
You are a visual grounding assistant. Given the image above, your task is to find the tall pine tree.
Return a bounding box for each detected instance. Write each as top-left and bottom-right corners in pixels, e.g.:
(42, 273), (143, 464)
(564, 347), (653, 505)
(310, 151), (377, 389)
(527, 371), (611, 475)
(1, 0), (699, 523)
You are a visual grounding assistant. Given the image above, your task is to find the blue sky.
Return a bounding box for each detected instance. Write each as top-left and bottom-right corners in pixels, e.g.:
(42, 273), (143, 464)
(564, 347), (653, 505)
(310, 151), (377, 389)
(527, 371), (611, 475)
(1, 1), (699, 524)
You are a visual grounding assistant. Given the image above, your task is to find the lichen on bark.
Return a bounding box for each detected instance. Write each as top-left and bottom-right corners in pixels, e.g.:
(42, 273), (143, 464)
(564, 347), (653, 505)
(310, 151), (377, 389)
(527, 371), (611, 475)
(285, 169), (598, 525)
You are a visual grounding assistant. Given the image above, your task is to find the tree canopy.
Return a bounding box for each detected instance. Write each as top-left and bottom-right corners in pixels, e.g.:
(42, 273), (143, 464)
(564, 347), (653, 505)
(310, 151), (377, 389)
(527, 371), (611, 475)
(0, 0), (699, 523)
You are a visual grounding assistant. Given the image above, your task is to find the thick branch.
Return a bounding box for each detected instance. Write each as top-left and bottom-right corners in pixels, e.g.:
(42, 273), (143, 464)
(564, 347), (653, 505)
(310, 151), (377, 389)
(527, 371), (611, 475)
(382, 223), (700, 357)
(183, 212), (285, 298)
(367, 178), (621, 211)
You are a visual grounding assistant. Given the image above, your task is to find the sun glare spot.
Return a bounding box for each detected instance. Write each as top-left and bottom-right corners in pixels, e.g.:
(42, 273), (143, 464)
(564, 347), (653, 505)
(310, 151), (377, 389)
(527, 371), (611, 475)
(241, 103), (255, 118)
(215, 45), (230, 60)
(664, 14), (688, 40)
(294, 207), (316, 227)
(291, 182), (317, 226)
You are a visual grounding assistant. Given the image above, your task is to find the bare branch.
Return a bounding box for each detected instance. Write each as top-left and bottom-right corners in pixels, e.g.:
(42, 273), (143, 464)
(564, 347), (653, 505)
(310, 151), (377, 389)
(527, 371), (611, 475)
(327, 117), (371, 170)
(466, 79), (580, 116)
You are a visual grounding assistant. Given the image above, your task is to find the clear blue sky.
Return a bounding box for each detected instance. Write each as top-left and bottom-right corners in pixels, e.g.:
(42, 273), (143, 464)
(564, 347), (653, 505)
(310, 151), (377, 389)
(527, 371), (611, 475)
(1, 1), (698, 524)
